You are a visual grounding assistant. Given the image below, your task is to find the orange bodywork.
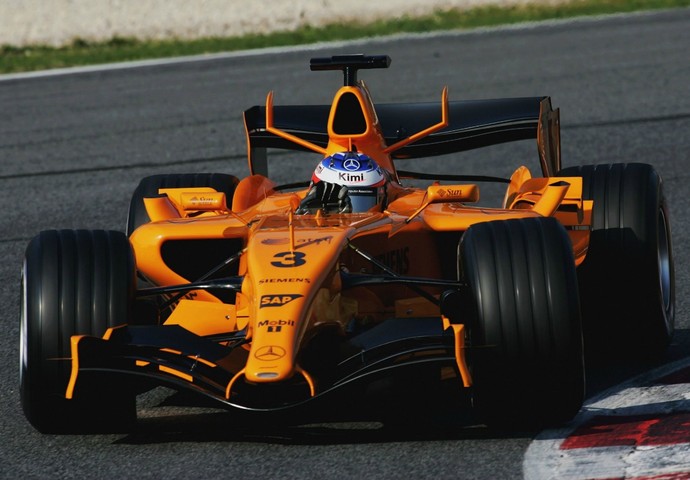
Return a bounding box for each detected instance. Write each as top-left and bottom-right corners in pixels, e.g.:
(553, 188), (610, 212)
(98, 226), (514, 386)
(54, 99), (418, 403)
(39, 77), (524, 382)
(67, 54), (592, 408)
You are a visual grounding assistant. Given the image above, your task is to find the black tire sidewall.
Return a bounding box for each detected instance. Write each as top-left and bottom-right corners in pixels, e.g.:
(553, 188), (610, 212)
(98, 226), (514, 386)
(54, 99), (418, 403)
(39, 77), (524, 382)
(559, 163), (675, 357)
(20, 229), (135, 433)
(460, 217), (584, 428)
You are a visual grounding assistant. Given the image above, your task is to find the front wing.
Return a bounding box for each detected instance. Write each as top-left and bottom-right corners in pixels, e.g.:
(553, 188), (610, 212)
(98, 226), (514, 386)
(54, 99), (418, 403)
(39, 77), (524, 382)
(67, 317), (461, 412)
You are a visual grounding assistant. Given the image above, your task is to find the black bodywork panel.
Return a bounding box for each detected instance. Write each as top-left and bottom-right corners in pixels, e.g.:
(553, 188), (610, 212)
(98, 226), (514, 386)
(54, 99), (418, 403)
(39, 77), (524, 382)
(73, 318), (456, 412)
(244, 97), (548, 174)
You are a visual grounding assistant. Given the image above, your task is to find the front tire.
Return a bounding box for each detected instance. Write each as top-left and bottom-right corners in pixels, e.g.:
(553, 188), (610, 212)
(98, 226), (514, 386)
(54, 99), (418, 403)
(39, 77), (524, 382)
(20, 230), (137, 433)
(460, 217), (585, 429)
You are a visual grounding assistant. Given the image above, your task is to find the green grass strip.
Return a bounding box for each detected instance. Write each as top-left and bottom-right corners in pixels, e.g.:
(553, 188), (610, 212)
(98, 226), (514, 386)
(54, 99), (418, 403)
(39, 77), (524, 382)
(1, 0), (689, 74)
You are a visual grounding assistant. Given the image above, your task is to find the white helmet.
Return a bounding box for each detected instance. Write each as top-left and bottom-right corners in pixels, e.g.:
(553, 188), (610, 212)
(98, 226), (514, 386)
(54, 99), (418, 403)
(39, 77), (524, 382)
(312, 152), (387, 212)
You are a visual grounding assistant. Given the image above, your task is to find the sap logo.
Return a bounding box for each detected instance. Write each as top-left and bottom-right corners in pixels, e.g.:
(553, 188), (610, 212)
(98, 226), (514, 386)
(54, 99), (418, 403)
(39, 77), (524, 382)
(260, 294), (303, 308)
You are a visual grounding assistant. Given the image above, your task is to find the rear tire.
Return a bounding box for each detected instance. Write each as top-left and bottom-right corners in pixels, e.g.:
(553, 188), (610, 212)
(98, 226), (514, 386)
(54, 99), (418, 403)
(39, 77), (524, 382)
(20, 230), (137, 433)
(558, 163), (674, 359)
(460, 217), (585, 429)
(126, 173), (240, 235)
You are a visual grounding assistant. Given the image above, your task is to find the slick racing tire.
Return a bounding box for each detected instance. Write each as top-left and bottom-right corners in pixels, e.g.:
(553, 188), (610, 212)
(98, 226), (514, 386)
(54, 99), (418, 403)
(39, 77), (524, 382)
(558, 163), (674, 360)
(126, 173), (240, 235)
(20, 230), (137, 433)
(460, 217), (585, 429)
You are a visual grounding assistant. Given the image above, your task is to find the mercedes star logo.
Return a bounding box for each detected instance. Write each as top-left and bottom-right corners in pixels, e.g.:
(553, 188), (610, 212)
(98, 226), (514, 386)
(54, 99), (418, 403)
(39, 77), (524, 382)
(343, 158), (361, 171)
(254, 345), (287, 361)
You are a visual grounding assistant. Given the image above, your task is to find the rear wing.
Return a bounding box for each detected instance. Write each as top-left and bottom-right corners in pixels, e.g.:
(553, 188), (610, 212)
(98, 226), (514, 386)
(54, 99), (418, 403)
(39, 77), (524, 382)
(243, 96), (561, 178)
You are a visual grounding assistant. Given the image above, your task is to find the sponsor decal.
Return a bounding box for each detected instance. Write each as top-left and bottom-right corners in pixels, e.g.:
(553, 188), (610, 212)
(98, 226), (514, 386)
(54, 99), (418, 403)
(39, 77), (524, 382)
(258, 278), (311, 285)
(271, 251), (307, 268)
(260, 294), (303, 308)
(261, 238), (289, 245)
(338, 172), (364, 183)
(189, 196), (216, 204)
(258, 319), (295, 333)
(254, 345), (286, 361)
(343, 158), (361, 171)
(299, 236), (333, 247)
(260, 236), (333, 247)
(440, 188), (464, 197)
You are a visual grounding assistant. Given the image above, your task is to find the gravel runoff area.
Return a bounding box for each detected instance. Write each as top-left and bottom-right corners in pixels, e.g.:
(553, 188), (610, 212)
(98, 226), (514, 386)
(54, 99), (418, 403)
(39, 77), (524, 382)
(1, 0), (568, 47)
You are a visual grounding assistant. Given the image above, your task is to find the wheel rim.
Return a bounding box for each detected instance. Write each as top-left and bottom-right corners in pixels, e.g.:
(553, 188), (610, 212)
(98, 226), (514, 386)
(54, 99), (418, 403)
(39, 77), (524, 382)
(658, 207), (672, 320)
(19, 261), (28, 388)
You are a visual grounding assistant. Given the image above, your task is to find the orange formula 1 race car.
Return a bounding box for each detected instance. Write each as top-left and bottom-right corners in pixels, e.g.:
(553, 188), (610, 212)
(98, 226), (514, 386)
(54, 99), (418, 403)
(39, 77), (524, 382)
(20, 54), (674, 434)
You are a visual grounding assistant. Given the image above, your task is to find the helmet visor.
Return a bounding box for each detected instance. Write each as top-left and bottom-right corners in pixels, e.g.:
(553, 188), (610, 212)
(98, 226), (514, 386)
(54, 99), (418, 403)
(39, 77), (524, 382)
(348, 187), (380, 213)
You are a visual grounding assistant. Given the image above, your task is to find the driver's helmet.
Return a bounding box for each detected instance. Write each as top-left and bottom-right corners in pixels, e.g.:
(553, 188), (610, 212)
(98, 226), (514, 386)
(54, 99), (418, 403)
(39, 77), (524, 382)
(312, 151), (387, 212)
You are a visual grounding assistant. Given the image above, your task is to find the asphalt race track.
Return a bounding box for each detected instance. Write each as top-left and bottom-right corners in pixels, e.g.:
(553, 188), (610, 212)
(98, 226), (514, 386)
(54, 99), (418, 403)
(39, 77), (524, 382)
(1, 8), (689, 479)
